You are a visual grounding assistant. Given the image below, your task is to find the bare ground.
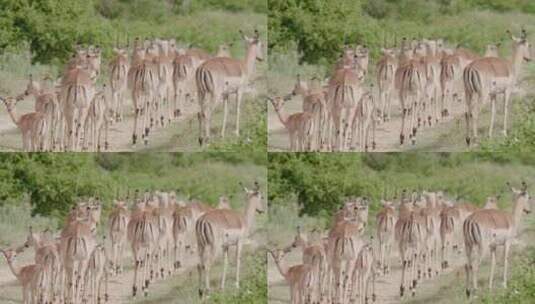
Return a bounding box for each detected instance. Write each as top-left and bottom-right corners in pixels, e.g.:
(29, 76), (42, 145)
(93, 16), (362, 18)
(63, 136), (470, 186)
(0, 236), (262, 304)
(267, 222), (535, 304)
(268, 64), (534, 152)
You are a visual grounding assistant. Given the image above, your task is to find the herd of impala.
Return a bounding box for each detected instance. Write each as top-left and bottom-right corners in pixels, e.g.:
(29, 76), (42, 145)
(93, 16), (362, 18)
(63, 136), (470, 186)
(0, 30), (263, 151)
(0, 182), (265, 304)
(270, 29), (532, 151)
(270, 182), (532, 304)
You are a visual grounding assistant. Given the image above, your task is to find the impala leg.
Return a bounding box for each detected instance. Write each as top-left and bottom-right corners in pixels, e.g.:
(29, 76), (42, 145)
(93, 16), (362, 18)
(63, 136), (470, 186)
(235, 241), (242, 289)
(221, 246), (229, 289)
(489, 94), (496, 137)
(235, 90), (243, 136)
(503, 241), (510, 288)
(221, 96), (228, 138)
(503, 88), (511, 137)
(489, 246), (496, 289)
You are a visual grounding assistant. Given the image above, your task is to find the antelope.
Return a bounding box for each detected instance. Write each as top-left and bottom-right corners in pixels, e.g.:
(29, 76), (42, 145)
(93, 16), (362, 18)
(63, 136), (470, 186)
(128, 38), (159, 146)
(376, 199), (396, 274)
(326, 214), (365, 304)
(127, 197), (159, 298)
(22, 226), (62, 303)
(269, 248), (315, 304)
(153, 191), (175, 279)
(327, 67), (365, 151)
(108, 199), (130, 275)
(349, 91), (377, 151)
(60, 213), (97, 303)
(172, 48), (211, 119)
(395, 192), (426, 297)
(463, 182), (531, 297)
(268, 95), (314, 151)
(395, 38), (426, 145)
(287, 226), (327, 303)
(463, 29), (531, 145)
(376, 47), (398, 122)
(439, 205), (461, 269)
(484, 43), (501, 57)
(0, 96), (47, 151)
(291, 74), (328, 150)
(60, 58), (95, 151)
(195, 182), (265, 297)
(419, 191), (443, 279)
(84, 86), (111, 151)
(1, 248), (46, 304)
(196, 30), (263, 145)
(84, 244), (109, 304)
(21, 74), (60, 150)
(172, 200), (213, 270)
(109, 45), (129, 122)
(439, 54), (462, 117)
(354, 45), (370, 77)
(154, 39), (175, 127)
(349, 242), (376, 304)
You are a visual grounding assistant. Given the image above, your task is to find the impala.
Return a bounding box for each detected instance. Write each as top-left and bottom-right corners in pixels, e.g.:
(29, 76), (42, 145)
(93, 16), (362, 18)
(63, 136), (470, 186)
(327, 66), (365, 151)
(376, 200), (396, 274)
(395, 38), (426, 145)
(376, 47), (398, 122)
(22, 74), (60, 150)
(127, 197), (159, 297)
(271, 248), (316, 304)
(196, 30), (263, 145)
(268, 95), (314, 151)
(1, 96), (47, 151)
(109, 45), (129, 122)
(291, 74), (328, 150)
(195, 182), (265, 297)
(109, 199), (130, 275)
(463, 182), (531, 297)
(1, 248), (46, 304)
(463, 29), (531, 145)
(60, 57), (95, 151)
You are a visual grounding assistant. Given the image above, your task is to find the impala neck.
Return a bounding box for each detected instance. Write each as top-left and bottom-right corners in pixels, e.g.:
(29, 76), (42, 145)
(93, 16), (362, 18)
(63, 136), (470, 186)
(274, 106), (289, 129)
(511, 194), (527, 233)
(6, 107), (20, 127)
(510, 45), (524, 80)
(272, 255), (289, 278)
(243, 196), (258, 235)
(3, 256), (21, 280)
(243, 43), (258, 78)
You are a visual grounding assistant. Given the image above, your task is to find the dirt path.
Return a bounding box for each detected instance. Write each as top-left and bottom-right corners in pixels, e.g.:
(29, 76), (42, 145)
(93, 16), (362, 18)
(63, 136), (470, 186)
(0, 238), (261, 304)
(268, 66), (533, 152)
(268, 224), (533, 304)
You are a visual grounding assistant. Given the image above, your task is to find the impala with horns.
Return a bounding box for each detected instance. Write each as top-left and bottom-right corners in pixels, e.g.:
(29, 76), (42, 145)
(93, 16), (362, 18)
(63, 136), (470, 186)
(463, 29), (531, 146)
(195, 181), (265, 297)
(196, 30), (263, 146)
(463, 182), (532, 298)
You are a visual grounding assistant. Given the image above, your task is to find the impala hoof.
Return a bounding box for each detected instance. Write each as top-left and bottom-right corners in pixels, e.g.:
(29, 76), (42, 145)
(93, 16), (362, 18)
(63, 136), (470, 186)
(466, 137), (471, 146)
(400, 134), (405, 145)
(400, 285), (405, 297)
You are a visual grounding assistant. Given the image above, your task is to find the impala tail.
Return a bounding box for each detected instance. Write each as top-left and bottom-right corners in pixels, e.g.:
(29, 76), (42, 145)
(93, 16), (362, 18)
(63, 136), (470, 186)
(195, 66), (215, 98)
(463, 66), (482, 96)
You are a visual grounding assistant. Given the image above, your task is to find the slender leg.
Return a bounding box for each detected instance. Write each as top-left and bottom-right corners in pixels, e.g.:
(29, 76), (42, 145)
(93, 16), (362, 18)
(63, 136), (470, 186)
(235, 90), (243, 136)
(235, 241), (242, 288)
(221, 247), (228, 289)
(221, 96), (228, 137)
(503, 89), (511, 136)
(503, 242), (510, 288)
(489, 247), (496, 289)
(489, 95), (496, 137)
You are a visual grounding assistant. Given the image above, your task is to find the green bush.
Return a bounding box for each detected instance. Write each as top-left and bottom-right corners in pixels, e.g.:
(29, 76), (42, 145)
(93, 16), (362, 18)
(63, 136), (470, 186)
(268, 153), (535, 223)
(209, 251), (267, 304)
